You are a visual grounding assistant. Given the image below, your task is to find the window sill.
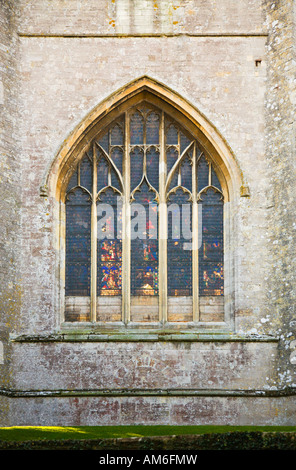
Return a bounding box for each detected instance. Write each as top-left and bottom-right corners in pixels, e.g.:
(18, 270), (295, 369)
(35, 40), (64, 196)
(10, 324), (279, 344)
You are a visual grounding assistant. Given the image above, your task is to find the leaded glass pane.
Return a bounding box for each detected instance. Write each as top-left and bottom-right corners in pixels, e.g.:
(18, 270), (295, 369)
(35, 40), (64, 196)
(64, 100), (225, 325)
(180, 156), (192, 192)
(97, 132), (109, 153)
(80, 155), (92, 192)
(199, 188), (224, 296)
(167, 147), (178, 185)
(97, 190), (122, 299)
(130, 111), (144, 145)
(211, 165), (222, 191)
(197, 155), (209, 192)
(111, 147), (123, 177)
(66, 169), (78, 192)
(130, 147), (144, 189)
(180, 132), (191, 153)
(131, 182), (158, 297)
(167, 189), (193, 322)
(130, 178), (159, 322)
(146, 111), (160, 145)
(166, 123), (178, 145)
(167, 189), (192, 297)
(65, 189), (91, 299)
(111, 123), (124, 146)
(97, 153), (109, 190)
(146, 147), (159, 191)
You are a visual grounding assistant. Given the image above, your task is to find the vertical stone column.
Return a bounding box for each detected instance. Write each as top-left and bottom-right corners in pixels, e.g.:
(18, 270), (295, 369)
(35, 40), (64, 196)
(264, 0), (296, 388)
(0, 0), (20, 425)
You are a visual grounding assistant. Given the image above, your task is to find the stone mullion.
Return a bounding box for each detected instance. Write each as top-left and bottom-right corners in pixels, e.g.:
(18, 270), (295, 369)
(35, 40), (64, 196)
(208, 162), (212, 187)
(122, 112), (131, 324)
(192, 142), (199, 322)
(159, 111), (167, 323)
(90, 143), (98, 322)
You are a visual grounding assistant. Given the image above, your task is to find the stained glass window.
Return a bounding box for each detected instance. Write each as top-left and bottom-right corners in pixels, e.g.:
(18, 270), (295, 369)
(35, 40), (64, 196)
(199, 189), (224, 296)
(197, 156), (224, 297)
(64, 102), (224, 324)
(65, 188), (91, 297)
(131, 184), (158, 298)
(97, 190), (122, 297)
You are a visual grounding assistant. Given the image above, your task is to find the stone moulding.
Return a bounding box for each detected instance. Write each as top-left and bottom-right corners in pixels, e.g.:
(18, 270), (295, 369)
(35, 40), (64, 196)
(19, 32), (269, 38)
(9, 332), (279, 343)
(41, 75), (249, 331)
(0, 386), (295, 399)
(42, 75), (246, 203)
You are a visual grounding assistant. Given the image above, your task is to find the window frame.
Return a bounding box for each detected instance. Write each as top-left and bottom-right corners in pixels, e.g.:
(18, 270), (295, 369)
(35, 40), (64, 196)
(57, 91), (234, 331)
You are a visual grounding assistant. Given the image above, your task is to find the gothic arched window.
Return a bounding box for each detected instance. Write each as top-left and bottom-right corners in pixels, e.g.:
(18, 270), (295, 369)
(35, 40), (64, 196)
(63, 102), (224, 325)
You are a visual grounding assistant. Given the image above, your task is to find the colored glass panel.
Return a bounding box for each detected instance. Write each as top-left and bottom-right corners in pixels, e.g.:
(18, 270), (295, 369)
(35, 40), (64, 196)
(166, 146), (178, 184)
(211, 165), (222, 191)
(197, 155), (209, 192)
(97, 189), (122, 296)
(180, 156), (192, 192)
(111, 147), (123, 177)
(180, 132), (191, 153)
(97, 132), (109, 152)
(167, 189), (192, 296)
(146, 146), (159, 191)
(97, 153), (109, 190)
(131, 182), (158, 296)
(166, 123), (178, 145)
(130, 147), (144, 189)
(80, 155), (92, 192)
(130, 111), (144, 145)
(64, 102), (224, 323)
(146, 111), (160, 145)
(111, 123), (124, 146)
(65, 189), (91, 296)
(199, 188), (224, 296)
(66, 169), (78, 192)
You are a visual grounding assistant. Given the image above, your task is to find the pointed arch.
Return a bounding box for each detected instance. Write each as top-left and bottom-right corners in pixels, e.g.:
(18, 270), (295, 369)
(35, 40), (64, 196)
(46, 76), (244, 328)
(43, 76), (246, 204)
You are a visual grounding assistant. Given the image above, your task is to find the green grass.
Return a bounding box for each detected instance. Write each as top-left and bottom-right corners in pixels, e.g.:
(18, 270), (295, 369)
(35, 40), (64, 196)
(0, 425), (295, 442)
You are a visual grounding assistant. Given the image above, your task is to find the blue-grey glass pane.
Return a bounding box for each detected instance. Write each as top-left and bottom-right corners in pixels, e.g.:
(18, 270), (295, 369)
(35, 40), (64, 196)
(97, 155), (109, 190)
(111, 172), (121, 192)
(211, 165), (222, 190)
(199, 188), (223, 296)
(180, 156), (192, 191)
(66, 170), (78, 193)
(132, 180), (157, 207)
(130, 111), (144, 145)
(166, 146), (178, 175)
(111, 124), (124, 146)
(146, 111), (160, 145)
(110, 147), (123, 191)
(197, 155), (209, 192)
(167, 189), (192, 296)
(130, 147), (144, 189)
(97, 132), (109, 153)
(146, 147), (159, 191)
(80, 156), (92, 192)
(180, 132), (191, 153)
(65, 189), (91, 296)
(131, 182), (158, 296)
(97, 189), (122, 296)
(111, 147), (123, 175)
(166, 123), (178, 145)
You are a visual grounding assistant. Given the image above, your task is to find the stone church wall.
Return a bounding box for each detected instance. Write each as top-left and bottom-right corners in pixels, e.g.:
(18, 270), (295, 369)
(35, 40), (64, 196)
(0, 0), (295, 426)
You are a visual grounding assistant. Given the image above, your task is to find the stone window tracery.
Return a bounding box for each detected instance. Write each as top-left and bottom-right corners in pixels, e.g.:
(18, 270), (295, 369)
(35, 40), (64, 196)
(63, 101), (224, 325)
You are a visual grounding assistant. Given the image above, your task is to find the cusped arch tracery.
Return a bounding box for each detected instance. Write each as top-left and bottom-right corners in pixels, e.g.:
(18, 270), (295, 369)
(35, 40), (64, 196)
(44, 76), (245, 204)
(44, 77), (243, 327)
